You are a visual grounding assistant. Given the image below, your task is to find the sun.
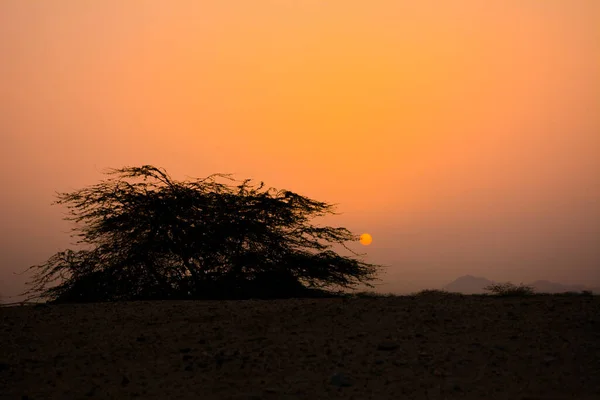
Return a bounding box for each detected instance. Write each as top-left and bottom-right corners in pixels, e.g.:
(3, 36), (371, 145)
(359, 233), (372, 246)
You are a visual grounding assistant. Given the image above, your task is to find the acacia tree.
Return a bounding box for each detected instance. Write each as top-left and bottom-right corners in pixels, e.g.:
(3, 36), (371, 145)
(21, 165), (385, 303)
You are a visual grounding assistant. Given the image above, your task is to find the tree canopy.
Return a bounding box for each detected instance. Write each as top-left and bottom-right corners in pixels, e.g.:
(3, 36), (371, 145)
(21, 165), (385, 303)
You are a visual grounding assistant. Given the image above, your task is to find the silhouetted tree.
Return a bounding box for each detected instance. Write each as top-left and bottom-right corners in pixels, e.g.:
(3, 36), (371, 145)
(21, 165), (385, 303)
(483, 282), (535, 296)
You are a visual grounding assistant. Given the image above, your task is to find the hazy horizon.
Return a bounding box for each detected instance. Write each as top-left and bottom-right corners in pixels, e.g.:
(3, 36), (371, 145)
(1, 1), (599, 302)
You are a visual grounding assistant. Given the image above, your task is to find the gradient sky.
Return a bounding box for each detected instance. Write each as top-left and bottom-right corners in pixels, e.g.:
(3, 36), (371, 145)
(1, 1), (599, 301)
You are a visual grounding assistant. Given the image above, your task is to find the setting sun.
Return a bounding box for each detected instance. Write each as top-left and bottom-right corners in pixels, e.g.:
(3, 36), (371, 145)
(359, 233), (372, 246)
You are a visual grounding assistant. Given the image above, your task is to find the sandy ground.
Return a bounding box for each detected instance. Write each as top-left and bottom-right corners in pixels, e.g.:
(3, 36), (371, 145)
(1, 294), (599, 400)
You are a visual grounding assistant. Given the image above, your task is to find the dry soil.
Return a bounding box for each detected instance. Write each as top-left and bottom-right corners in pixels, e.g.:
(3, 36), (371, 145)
(1, 294), (599, 399)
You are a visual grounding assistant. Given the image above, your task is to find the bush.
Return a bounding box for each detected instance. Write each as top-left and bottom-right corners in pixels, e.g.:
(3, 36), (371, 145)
(483, 282), (535, 297)
(554, 290), (594, 297)
(350, 291), (384, 298)
(412, 289), (462, 297)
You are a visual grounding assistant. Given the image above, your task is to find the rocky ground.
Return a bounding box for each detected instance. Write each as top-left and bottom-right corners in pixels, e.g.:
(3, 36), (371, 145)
(1, 293), (599, 399)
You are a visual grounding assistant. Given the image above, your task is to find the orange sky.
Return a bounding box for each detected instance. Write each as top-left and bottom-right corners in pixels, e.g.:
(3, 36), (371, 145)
(1, 1), (599, 300)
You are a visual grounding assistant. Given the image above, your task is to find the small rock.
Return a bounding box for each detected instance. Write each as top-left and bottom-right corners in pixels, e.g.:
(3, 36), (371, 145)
(377, 341), (399, 351)
(330, 371), (353, 387)
(232, 394), (261, 400)
(453, 385), (463, 392)
(427, 386), (441, 399)
(85, 385), (99, 396)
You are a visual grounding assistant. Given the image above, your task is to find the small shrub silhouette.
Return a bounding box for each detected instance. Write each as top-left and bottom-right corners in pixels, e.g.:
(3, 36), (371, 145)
(554, 290), (594, 297)
(350, 291), (382, 298)
(346, 291), (396, 299)
(412, 289), (462, 297)
(484, 282), (535, 297)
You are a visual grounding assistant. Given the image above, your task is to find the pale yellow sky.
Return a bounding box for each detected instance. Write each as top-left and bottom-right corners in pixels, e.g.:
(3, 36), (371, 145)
(1, 1), (599, 300)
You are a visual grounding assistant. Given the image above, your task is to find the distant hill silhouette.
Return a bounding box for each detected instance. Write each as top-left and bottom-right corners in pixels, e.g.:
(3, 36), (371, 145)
(442, 275), (495, 294)
(443, 275), (600, 294)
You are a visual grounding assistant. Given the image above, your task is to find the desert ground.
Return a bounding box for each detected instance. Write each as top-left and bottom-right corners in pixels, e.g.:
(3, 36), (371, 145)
(1, 293), (599, 400)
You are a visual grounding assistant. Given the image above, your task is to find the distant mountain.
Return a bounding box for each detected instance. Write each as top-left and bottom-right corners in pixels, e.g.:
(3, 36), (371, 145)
(442, 275), (496, 294)
(442, 275), (600, 295)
